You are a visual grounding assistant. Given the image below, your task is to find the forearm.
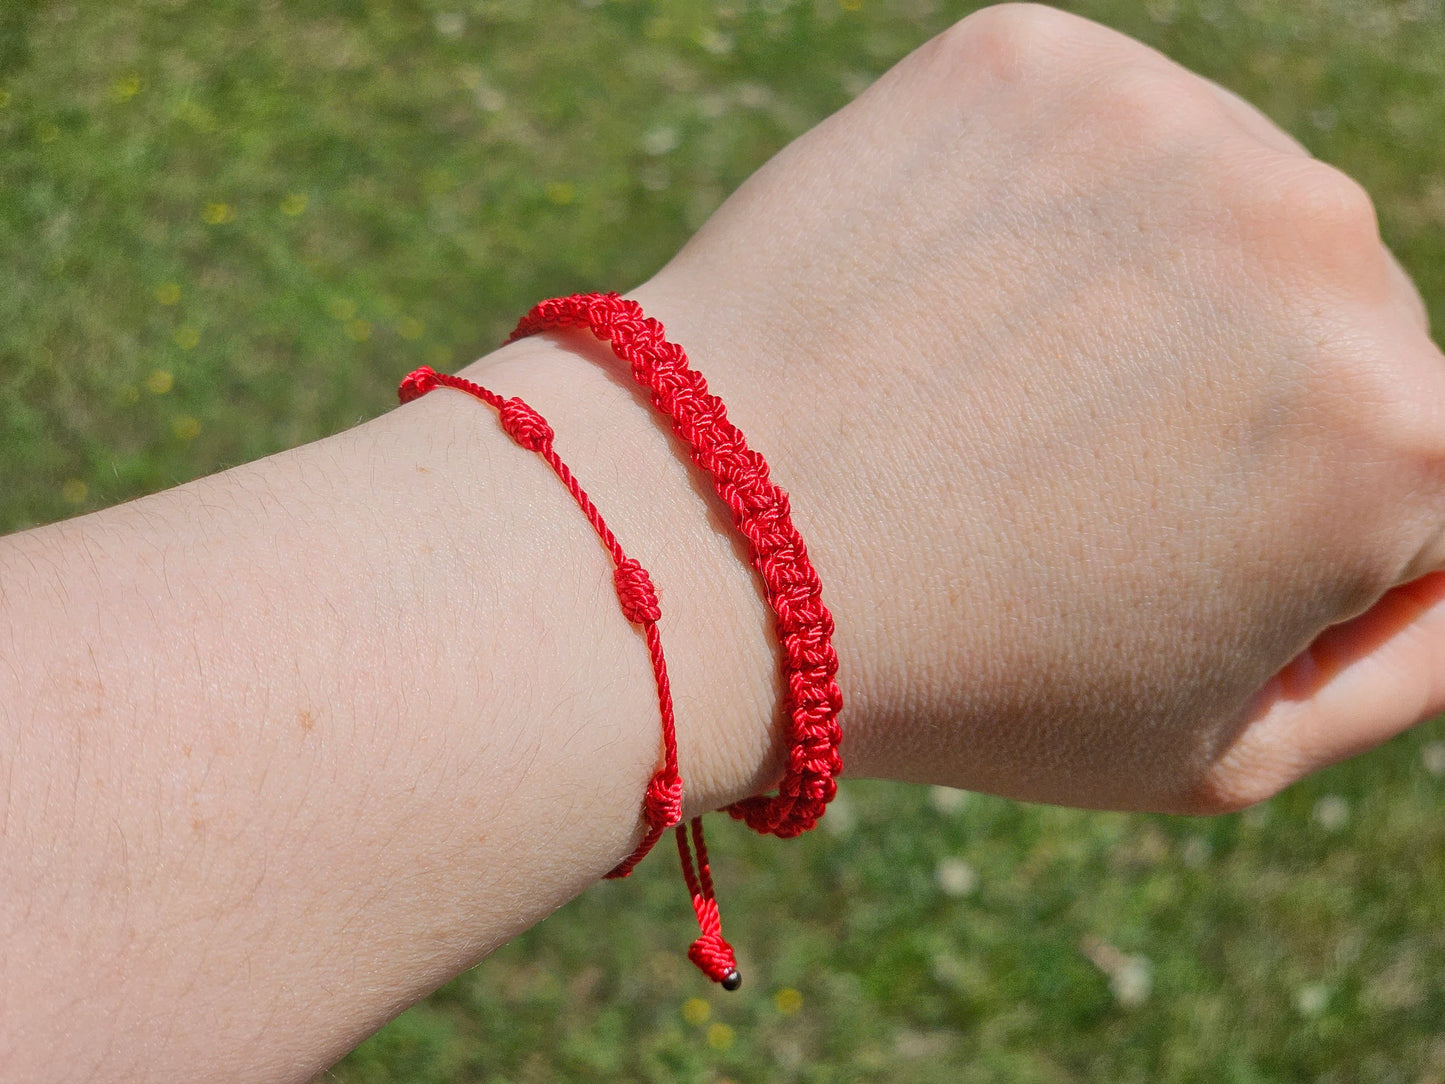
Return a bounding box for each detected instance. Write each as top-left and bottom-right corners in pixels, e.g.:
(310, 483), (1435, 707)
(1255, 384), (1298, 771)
(0, 332), (786, 1081)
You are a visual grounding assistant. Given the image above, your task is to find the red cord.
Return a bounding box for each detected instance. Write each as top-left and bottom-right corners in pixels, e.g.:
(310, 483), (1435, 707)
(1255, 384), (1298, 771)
(509, 294), (843, 838)
(398, 364), (738, 987)
(398, 294), (841, 990)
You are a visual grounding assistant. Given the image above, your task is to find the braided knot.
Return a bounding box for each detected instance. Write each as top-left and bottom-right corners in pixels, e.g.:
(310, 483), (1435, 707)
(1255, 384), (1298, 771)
(397, 366), (440, 403)
(498, 396), (553, 451)
(614, 558), (661, 624)
(643, 772), (684, 829)
(688, 931), (741, 990)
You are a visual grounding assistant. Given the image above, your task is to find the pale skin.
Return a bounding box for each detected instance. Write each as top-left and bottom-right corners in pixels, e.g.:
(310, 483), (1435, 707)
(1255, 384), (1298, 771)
(3, 4), (1444, 1080)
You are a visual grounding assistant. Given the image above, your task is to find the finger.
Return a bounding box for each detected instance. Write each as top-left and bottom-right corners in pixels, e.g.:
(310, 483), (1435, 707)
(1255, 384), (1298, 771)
(1192, 571), (1445, 811)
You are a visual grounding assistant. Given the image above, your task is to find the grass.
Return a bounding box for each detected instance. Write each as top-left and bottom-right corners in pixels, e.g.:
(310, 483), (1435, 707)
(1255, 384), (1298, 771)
(3, 1), (1445, 1081)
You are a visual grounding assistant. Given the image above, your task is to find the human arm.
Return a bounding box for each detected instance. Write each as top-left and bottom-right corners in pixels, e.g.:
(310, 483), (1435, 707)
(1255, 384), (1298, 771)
(0, 329), (796, 1080)
(5, 4), (1445, 1079)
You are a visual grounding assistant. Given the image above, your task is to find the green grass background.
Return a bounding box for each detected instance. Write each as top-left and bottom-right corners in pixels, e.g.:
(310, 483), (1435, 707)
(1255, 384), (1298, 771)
(4, 1), (1445, 1081)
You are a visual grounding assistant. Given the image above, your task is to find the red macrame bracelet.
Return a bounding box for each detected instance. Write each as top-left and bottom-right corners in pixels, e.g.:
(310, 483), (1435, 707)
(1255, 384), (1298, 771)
(398, 293), (842, 989)
(509, 294), (844, 839)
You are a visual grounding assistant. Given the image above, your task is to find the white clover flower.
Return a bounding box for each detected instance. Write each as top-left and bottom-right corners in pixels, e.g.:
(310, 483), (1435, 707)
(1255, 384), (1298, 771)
(1295, 983), (1330, 1017)
(1312, 795), (1350, 832)
(934, 857), (979, 898)
(928, 785), (969, 815)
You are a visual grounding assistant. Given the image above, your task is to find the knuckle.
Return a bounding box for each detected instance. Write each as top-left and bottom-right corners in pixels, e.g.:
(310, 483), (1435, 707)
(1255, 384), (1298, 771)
(1168, 708), (1320, 816)
(1247, 157), (1382, 252)
(1084, 65), (1215, 147)
(1334, 354), (1437, 456)
(925, 3), (1082, 88)
(919, 6), (1216, 155)
(1229, 153), (1390, 295)
(1281, 160), (1380, 243)
(1180, 755), (1290, 815)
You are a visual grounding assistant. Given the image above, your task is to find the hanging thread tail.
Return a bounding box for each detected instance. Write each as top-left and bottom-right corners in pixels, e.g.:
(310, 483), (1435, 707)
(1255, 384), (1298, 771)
(677, 818), (741, 990)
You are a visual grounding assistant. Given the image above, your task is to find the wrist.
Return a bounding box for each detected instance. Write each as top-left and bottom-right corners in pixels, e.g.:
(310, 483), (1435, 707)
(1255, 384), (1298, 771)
(455, 330), (788, 818)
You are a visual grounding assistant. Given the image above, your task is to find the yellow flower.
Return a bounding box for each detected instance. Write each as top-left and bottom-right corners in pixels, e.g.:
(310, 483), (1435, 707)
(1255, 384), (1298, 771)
(397, 316), (424, 341)
(154, 282), (181, 305)
(38, 123), (60, 144)
(706, 1023), (735, 1051)
(201, 202), (236, 225)
(279, 192), (308, 216)
(113, 75), (143, 101)
(773, 987), (803, 1015)
(344, 318), (372, 342)
(146, 369), (174, 395)
(172, 415), (202, 441)
(839, 0), (863, 10)
(172, 326), (200, 350)
(0, 90), (11, 109)
(681, 997), (710, 1025)
(61, 479), (88, 505)
(544, 181), (576, 206)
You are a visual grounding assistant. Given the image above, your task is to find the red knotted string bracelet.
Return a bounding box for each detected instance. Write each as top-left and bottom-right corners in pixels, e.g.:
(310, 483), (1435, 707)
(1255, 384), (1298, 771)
(399, 292), (843, 989)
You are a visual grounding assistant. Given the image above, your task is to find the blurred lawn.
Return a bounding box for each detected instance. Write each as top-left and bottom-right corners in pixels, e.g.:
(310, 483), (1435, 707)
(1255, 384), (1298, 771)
(4, 1), (1445, 1081)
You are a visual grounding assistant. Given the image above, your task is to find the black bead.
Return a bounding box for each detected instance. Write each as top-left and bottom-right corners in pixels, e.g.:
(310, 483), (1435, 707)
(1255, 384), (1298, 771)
(721, 969), (742, 991)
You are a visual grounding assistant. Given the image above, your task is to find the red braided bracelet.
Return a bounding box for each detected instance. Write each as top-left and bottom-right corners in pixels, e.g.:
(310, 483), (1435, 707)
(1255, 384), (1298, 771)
(509, 294), (844, 838)
(399, 293), (842, 989)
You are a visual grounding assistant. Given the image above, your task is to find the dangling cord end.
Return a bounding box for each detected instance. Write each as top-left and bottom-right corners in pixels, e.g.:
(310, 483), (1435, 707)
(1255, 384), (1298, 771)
(677, 818), (742, 990)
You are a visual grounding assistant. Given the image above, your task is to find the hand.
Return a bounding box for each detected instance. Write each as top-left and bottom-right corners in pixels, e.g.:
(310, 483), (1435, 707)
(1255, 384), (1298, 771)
(630, 3), (1445, 813)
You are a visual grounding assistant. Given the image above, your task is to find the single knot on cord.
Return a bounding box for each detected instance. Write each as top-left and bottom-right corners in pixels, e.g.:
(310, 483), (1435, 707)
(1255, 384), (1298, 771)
(688, 931), (742, 991)
(498, 396), (554, 451)
(397, 366), (440, 403)
(614, 558), (661, 624)
(643, 772), (684, 829)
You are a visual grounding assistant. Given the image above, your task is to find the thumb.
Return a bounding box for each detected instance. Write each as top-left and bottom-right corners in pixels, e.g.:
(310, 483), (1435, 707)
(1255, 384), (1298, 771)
(1192, 571), (1445, 812)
